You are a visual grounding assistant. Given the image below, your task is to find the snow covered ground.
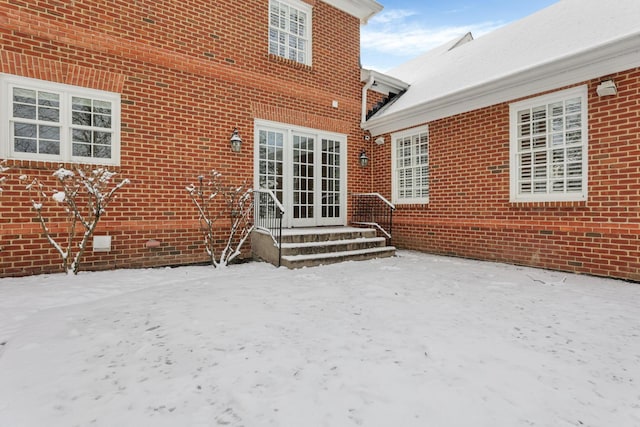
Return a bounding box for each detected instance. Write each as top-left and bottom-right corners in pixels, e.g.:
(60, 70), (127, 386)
(0, 251), (638, 427)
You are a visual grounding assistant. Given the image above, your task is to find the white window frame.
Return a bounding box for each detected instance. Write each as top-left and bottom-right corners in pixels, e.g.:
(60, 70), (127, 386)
(391, 125), (429, 205)
(254, 119), (347, 228)
(0, 74), (121, 166)
(509, 86), (588, 202)
(268, 0), (313, 66)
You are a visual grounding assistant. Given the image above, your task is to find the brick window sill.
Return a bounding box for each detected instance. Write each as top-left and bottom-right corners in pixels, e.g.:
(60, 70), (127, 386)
(268, 54), (312, 72)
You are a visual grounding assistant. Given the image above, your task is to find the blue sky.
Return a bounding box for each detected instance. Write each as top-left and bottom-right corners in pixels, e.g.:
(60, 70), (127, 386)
(361, 0), (559, 72)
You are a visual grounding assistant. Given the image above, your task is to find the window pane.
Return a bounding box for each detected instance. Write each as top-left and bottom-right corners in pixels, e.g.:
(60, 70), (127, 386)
(518, 109), (530, 123)
(14, 123), (36, 138)
(567, 162), (582, 177)
(513, 88), (586, 199)
(532, 136), (546, 149)
(73, 143), (91, 157)
(268, 0), (309, 64)
(532, 119), (546, 134)
(11, 87), (63, 157)
(549, 102), (563, 117)
(94, 131), (112, 146)
(394, 130), (429, 201)
(38, 91), (59, 107)
(94, 114), (111, 128)
(565, 98), (581, 114)
(72, 97), (92, 112)
(38, 107), (59, 122)
(72, 111), (91, 126)
(39, 125), (60, 141)
(13, 88), (36, 104)
(94, 145), (112, 158)
(13, 104), (36, 119)
(534, 182), (547, 193)
(551, 133), (563, 146)
(532, 106), (546, 121)
(35, 92), (60, 122)
(567, 147), (582, 162)
(70, 97), (114, 159)
(567, 180), (582, 192)
(40, 140), (60, 155)
(15, 138), (37, 153)
(7, 79), (118, 163)
(73, 129), (91, 143)
(94, 100), (111, 114)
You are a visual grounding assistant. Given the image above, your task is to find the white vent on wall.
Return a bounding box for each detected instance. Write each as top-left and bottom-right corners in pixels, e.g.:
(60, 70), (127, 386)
(596, 80), (617, 97)
(93, 235), (112, 252)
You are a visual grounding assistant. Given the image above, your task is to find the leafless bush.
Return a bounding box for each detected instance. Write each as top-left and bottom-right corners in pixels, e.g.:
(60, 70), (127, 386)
(0, 160), (8, 193)
(22, 166), (129, 274)
(186, 170), (253, 267)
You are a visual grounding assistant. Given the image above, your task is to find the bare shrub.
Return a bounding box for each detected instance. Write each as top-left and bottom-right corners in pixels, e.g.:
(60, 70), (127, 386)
(0, 160), (8, 193)
(22, 166), (129, 274)
(186, 170), (253, 267)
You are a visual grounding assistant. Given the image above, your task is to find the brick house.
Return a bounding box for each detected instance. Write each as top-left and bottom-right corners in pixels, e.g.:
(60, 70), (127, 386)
(2, 0), (640, 281)
(0, 0), (383, 276)
(361, 0), (640, 281)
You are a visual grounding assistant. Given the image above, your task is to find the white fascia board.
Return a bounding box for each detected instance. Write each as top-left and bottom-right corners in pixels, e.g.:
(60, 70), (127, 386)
(364, 33), (640, 136)
(361, 69), (410, 95)
(323, 0), (383, 23)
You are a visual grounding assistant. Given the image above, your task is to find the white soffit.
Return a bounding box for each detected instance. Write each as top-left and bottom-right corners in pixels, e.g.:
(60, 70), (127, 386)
(360, 69), (409, 95)
(323, 0), (383, 23)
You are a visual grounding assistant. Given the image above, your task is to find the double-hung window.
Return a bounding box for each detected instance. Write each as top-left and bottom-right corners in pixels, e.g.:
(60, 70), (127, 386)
(391, 126), (429, 204)
(510, 86), (587, 202)
(1, 74), (120, 165)
(269, 0), (312, 66)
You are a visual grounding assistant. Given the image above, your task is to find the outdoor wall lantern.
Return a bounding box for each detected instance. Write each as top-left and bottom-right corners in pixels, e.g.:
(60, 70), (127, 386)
(359, 149), (369, 167)
(230, 128), (242, 152)
(596, 79), (617, 97)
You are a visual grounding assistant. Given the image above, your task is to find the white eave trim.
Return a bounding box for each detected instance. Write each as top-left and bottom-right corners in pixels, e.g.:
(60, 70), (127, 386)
(364, 33), (640, 136)
(360, 69), (409, 124)
(323, 0), (383, 24)
(361, 69), (409, 95)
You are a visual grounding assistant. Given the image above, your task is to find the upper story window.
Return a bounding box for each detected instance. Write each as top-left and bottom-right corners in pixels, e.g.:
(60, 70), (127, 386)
(391, 126), (429, 204)
(269, 0), (312, 66)
(509, 86), (588, 202)
(1, 74), (120, 165)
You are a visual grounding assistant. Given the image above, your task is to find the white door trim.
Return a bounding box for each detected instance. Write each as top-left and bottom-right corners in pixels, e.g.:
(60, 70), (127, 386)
(254, 119), (347, 228)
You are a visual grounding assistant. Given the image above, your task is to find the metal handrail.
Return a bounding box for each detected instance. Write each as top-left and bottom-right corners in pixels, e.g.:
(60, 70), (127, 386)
(253, 189), (284, 267)
(353, 193), (395, 209)
(351, 193), (395, 245)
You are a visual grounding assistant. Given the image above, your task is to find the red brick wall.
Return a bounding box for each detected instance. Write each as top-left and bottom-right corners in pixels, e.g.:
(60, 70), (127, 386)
(0, 0), (370, 276)
(371, 68), (640, 281)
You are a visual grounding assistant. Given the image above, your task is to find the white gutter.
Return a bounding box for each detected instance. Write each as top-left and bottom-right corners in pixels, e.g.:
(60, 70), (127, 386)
(361, 74), (375, 124)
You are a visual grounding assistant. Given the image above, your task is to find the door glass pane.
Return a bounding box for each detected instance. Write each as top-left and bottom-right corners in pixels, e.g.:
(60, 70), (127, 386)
(293, 134), (314, 220)
(258, 130), (284, 220)
(321, 138), (340, 218)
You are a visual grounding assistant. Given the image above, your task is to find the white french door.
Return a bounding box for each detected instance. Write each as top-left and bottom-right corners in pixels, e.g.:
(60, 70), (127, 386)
(255, 120), (346, 228)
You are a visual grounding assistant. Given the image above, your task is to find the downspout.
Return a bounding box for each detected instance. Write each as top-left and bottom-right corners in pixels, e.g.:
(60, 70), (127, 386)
(361, 74), (375, 194)
(361, 74), (375, 125)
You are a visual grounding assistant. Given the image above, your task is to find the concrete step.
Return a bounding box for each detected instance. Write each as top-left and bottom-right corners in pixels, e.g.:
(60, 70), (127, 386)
(281, 227), (377, 244)
(280, 236), (387, 256)
(280, 245), (396, 269)
(252, 226), (396, 269)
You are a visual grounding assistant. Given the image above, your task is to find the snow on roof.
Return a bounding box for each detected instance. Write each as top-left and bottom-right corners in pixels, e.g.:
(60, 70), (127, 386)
(365, 0), (640, 136)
